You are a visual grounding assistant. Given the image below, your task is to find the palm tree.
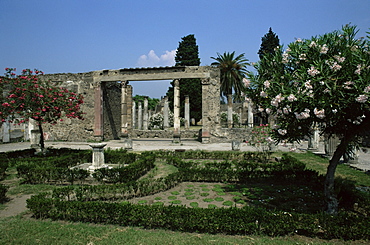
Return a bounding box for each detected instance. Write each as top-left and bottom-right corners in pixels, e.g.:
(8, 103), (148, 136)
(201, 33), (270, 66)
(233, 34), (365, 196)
(211, 52), (249, 128)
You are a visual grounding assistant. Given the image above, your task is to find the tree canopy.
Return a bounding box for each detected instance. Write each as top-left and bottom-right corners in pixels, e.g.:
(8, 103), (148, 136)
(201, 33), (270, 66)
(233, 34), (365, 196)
(258, 27), (280, 60)
(166, 34), (202, 122)
(245, 25), (370, 214)
(211, 51), (249, 102)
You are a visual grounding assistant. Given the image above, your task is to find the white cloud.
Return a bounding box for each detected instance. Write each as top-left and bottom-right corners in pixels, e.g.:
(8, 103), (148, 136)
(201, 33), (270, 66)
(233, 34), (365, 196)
(136, 49), (176, 67)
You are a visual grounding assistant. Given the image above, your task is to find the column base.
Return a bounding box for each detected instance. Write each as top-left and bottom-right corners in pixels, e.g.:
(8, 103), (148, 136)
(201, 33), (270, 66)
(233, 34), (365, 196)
(172, 132), (181, 143)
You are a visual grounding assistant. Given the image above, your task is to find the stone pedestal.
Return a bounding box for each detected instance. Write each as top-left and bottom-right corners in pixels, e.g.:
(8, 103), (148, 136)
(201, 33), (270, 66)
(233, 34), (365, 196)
(121, 138), (133, 150)
(2, 120), (10, 143)
(30, 129), (41, 149)
(232, 140), (240, 151)
(89, 143), (107, 170)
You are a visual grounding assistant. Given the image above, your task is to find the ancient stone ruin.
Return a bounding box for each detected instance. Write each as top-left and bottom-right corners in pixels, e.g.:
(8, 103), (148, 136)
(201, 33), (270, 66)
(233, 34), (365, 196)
(1, 66), (256, 144)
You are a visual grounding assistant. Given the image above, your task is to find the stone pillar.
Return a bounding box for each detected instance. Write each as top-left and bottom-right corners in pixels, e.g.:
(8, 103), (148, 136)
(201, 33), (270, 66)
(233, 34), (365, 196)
(127, 85), (133, 131)
(29, 118), (40, 149)
(143, 96), (149, 130)
(94, 84), (103, 140)
(325, 135), (340, 157)
(163, 96), (169, 128)
(227, 94), (233, 129)
(184, 95), (190, 130)
(89, 143), (107, 170)
(308, 126), (320, 151)
(2, 120), (10, 143)
(138, 101), (143, 130)
(248, 101), (253, 127)
(121, 81), (129, 137)
(132, 101), (136, 129)
(201, 75), (220, 143)
(173, 79), (181, 142)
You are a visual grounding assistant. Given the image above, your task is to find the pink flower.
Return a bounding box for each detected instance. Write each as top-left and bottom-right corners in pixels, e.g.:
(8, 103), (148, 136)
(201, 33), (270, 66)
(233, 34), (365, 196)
(314, 108), (325, 119)
(356, 95), (368, 103)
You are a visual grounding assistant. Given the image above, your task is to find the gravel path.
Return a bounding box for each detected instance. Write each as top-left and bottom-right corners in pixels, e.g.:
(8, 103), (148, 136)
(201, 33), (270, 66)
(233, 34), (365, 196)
(0, 194), (32, 218)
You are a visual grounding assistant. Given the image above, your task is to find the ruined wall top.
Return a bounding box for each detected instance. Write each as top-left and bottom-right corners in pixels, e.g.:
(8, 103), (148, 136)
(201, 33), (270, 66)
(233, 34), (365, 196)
(92, 66), (219, 82)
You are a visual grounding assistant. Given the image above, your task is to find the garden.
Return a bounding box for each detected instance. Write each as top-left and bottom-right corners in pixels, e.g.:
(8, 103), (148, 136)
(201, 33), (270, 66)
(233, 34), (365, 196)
(1, 147), (370, 243)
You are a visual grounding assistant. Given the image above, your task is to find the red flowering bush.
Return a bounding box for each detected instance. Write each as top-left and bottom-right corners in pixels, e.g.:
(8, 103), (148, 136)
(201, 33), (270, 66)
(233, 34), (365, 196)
(0, 68), (84, 149)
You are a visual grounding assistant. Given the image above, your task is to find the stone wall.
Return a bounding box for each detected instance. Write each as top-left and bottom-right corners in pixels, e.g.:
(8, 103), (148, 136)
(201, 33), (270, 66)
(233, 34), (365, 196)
(39, 72), (97, 142)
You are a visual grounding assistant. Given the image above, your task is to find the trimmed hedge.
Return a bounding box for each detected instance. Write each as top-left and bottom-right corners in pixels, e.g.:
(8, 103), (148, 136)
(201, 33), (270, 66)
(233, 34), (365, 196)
(7, 149), (368, 240)
(27, 193), (370, 239)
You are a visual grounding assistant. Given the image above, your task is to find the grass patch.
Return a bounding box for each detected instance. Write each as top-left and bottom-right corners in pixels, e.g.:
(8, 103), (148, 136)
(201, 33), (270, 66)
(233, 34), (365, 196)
(214, 197), (224, 202)
(201, 188), (210, 192)
(170, 191), (180, 195)
(184, 192), (194, 196)
(152, 202), (164, 206)
(208, 204), (217, 208)
(186, 196), (196, 200)
(154, 197), (162, 200)
(223, 201), (233, 206)
(200, 192), (209, 197)
(216, 192), (226, 196)
(168, 196), (177, 200)
(170, 200), (181, 204)
(190, 202), (199, 208)
(138, 200), (147, 204)
(203, 198), (214, 202)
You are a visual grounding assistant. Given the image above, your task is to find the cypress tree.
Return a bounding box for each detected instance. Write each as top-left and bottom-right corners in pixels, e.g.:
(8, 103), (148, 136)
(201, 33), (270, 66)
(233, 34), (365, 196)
(258, 28), (280, 59)
(166, 34), (202, 122)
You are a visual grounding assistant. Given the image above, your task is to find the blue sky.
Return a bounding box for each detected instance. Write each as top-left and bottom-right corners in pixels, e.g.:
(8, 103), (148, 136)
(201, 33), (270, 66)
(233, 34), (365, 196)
(1, 0), (369, 98)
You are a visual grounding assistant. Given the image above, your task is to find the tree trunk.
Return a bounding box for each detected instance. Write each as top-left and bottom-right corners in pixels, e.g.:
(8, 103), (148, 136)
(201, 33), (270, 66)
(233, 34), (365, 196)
(324, 134), (351, 214)
(38, 122), (45, 150)
(227, 94), (233, 129)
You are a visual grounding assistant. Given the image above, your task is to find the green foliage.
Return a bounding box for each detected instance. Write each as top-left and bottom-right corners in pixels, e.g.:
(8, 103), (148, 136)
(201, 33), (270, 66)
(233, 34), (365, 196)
(92, 153), (155, 183)
(258, 27), (281, 60)
(246, 25), (370, 143)
(166, 34), (202, 121)
(0, 184), (8, 203)
(5, 149), (370, 240)
(0, 154), (9, 180)
(132, 95), (159, 110)
(211, 51), (250, 102)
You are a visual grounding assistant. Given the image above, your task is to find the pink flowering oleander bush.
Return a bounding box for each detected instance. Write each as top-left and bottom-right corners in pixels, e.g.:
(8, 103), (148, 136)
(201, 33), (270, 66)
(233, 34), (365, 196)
(0, 68), (84, 149)
(246, 25), (370, 142)
(245, 25), (370, 214)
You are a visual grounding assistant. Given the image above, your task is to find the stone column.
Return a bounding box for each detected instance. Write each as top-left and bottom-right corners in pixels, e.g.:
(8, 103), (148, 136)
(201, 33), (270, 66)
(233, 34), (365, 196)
(2, 119), (10, 143)
(127, 85), (133, 131)
(248, 101), (253, 127)
(184, 95), (190, 130)
(121, 81), (129, 138)
(94, 84), (103, 140)
(325, 135), (340, 157)
(227, 94), (233, 129)
(163, 96), (169, 128)
(308, 126), (320, 151)
(138, 101), (143, 130)
(132, 101), (136, 129)
(143, 96), (149, 130)
(173, 79), (181, 142)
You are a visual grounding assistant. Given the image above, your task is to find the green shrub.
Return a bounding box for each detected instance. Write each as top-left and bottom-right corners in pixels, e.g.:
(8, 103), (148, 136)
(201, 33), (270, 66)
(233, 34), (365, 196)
(0, 184), (9, 203)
